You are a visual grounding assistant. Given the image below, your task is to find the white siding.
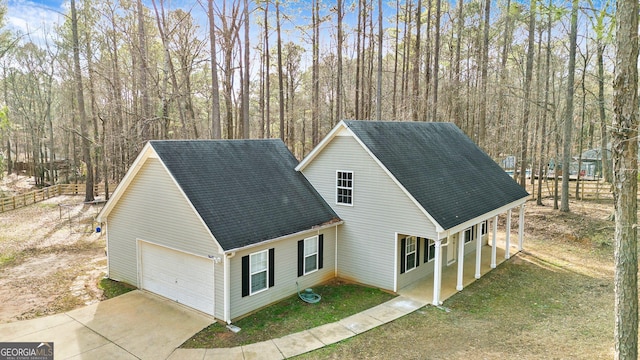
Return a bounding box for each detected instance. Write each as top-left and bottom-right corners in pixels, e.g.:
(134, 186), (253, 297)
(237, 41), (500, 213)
(229, 229), (337, 320)
(301, 135), (437, 291)
(106, 158), (225, 319)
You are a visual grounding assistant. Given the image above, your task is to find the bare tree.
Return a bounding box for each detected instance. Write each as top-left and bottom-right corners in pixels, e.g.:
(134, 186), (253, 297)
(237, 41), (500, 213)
(560, 0), (578, 212)
(208, 0), (221, 139)
(70, 0), (94, 202)
(612, 0), (639, 356)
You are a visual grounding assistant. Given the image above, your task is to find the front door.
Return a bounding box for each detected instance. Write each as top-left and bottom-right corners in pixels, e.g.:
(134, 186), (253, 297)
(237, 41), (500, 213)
(447, 235), (457, 265)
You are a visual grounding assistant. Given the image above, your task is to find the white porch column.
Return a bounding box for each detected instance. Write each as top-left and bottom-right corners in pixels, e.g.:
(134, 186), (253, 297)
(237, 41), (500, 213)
(475, 224), (482, 279)
(505, 209), (512, 259)
(432, 239), (443, 306)
(518, 204), (525, 251)
(456, 232), (465, 291)
(491, 215), (498, 268)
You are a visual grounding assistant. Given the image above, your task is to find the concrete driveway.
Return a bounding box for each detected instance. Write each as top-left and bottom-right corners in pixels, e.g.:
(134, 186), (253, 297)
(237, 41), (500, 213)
(0, 290), (213, 359)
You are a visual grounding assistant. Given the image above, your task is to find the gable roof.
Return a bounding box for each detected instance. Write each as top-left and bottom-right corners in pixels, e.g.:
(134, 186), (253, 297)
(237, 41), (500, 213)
(102, 139), (339, 252)
(298, 120), (529, 232)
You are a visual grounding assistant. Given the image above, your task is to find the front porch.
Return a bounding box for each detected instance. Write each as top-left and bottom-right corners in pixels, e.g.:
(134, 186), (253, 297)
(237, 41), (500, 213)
(398, 242), (511, 304)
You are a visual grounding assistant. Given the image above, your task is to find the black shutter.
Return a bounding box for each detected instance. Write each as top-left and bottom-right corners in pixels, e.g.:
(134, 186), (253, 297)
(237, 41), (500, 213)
(268, 248), (275, 287)
(400, 237), (406, 274)
(241, 255), (249, 297)
(416, 237), (420, 267)
(318, 234), (324, 269)
(297, 240), (304, 277)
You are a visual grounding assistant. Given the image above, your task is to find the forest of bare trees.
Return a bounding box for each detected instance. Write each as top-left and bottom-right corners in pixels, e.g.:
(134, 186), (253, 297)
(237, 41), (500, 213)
(0, 0), (617, 204)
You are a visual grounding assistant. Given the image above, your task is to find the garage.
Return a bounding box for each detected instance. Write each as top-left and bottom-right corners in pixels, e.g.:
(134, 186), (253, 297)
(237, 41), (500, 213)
(139, 241), (214, 315)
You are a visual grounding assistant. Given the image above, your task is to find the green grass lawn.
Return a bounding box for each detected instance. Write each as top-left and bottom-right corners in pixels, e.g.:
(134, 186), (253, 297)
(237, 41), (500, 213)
(181, 279), (396, 348)
(98, 278), (136, 299)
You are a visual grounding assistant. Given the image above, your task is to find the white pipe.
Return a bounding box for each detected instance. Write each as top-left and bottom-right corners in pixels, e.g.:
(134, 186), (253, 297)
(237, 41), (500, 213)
(224, 251), (235, 324)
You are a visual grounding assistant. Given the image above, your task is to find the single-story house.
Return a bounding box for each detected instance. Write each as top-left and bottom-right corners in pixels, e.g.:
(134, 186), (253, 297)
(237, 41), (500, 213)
(97, 120), (529, 322)
(96, 139), (342, 323)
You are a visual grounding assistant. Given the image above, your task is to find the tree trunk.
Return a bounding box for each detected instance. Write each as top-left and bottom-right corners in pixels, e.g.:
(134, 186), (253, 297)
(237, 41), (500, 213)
(71, 0), (94, 202)
(597, 41), (611, 182)
(536, 1), (552, 205)
(208, 0), (222, 139)
(336, 0), (343, 123)
(376, 0), (382, 121)
(519, 0), (535, 187)
(477, 0), (490, 146)
(276, 1), (285, 142)
(560, 0), (578, 212)
(242, 0), (250, 139)
(411, 0), (422, 121)
(312, 0), (320, 143)
(612, 0), (639, 356)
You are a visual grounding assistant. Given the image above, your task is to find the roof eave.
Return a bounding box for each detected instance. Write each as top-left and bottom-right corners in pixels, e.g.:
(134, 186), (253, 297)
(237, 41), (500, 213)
(223, 219), (344, 254)
(439, 195), (529, 237)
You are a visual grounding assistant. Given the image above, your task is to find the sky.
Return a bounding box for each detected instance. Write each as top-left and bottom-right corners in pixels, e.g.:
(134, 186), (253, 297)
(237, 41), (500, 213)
(6, 0), (66, 43)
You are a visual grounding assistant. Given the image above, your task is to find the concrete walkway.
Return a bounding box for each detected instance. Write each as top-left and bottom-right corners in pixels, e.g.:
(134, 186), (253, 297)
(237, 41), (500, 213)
(167, 296), (428, 360)
(168, 244), (512, 360)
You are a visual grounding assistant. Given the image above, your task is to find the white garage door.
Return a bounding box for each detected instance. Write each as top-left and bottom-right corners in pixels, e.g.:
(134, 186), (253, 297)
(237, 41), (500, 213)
(139, 241), (214, 315)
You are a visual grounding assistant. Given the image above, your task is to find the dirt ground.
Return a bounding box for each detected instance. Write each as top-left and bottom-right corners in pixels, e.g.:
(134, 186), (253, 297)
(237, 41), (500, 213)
(0, 175), (107, 323)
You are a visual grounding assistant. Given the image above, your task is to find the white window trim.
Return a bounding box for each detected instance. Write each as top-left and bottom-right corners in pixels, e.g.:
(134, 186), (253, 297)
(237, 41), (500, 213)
(249, 249), (269, 296)
(303, 235), (319, 275)
(336, 170), (354, 206)
(405, 236), (417, 272)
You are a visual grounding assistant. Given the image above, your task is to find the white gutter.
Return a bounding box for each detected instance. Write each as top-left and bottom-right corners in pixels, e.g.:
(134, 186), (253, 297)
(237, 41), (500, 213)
(223, 220), (343, 254)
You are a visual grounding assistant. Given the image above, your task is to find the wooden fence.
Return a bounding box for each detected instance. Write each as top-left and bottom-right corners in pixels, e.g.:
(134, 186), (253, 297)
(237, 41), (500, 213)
(527, 179), (615, 201)
(0, 183), (111, 213)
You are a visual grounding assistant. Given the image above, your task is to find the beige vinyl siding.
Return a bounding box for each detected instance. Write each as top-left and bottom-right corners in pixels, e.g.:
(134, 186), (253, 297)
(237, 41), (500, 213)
(107, 158), (225, 319)
(396, 236), (437, 289)
(302, 135), (437, 291)
(229, 229), (337, 320)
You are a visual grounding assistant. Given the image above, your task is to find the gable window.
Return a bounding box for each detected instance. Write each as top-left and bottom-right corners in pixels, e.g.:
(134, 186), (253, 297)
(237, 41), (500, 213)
(400, 236), (420, 273)
(242, 248), (275, 297)
(298, 235), (324, 276)
(424, 238), (436, 263)
(336, 171), (353, 205)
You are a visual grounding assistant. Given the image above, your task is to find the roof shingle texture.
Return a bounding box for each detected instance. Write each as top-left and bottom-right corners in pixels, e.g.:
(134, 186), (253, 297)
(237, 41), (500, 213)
(150, 139), (338, 251)
(344, 120), (529, 230)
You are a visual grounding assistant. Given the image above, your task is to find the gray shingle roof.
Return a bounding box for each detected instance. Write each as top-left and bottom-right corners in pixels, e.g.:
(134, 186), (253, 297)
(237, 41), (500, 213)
(344, 120), (529, 230)
(150, 139), (339, 251)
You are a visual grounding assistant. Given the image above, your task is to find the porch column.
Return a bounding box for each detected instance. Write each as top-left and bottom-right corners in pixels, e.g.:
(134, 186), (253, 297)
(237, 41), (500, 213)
(505, 209), (512, 259)
(491, 215), (498, 268)
(518, 204), (525, 251)
(475, 223), (482, 279)
(456, 232), (465, 291)
(432, 239), (443, 306)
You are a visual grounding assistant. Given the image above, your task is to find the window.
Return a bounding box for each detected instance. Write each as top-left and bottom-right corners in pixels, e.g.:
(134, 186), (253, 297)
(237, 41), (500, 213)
(250, 250), (268, 295)
(424, 238), (436, 263)
(464, 225), (477, 243)
(304, 236), (318, 274)
(242, 248), (275, 297)
(336, 171), (353, 205)
(298, 235), (324, 276)
(405, 237), (417, 272)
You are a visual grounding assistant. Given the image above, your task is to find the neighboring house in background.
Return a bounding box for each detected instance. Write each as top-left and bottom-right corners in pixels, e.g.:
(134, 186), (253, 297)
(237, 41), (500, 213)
(296, 121), (530, 304)
(97, 140), (341, 323)
(98, 120), (529, 322)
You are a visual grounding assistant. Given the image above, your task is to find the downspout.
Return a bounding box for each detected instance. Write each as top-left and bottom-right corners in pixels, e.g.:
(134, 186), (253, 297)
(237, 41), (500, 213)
(334, 225), (338, 278)
(224, 251), (235, 324)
